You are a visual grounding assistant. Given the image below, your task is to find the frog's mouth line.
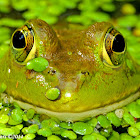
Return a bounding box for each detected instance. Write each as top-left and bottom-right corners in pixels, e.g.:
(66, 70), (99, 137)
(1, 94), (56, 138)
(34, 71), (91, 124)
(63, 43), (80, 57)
(1, 91), (140, 122)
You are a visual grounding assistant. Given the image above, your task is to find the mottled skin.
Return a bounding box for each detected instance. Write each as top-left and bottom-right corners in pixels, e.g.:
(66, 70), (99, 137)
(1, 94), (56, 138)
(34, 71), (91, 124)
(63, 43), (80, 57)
(0, 19), (140, 116)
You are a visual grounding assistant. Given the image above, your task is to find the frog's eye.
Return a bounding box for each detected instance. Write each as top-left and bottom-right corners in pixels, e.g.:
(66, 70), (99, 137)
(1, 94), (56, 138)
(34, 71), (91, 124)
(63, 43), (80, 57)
(11, 25), (35, 64)
(102, 28), (126, 68)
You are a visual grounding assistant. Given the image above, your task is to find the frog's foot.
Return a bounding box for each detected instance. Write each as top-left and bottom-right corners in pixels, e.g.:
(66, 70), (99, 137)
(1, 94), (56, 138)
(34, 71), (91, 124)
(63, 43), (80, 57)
(1, 90), (140, 122)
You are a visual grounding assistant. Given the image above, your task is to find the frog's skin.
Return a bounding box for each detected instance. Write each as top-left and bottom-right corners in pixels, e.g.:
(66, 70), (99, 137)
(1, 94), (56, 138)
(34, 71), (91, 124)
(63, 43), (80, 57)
(0, 19), (140, 122)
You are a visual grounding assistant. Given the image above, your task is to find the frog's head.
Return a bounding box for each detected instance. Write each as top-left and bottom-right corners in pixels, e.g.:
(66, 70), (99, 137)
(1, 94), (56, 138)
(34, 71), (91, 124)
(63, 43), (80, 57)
(2, 19), (140, 121)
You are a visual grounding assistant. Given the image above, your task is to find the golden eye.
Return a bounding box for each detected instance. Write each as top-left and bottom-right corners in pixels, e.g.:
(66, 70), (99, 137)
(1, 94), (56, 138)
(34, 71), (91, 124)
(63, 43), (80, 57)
(11, 25), (35, 65)
(102, 28), (126, 68)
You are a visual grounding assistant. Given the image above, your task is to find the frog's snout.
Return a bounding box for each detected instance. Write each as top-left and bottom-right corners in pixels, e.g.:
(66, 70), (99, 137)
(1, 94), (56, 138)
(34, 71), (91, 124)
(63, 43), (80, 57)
(44, 71), (86, 101)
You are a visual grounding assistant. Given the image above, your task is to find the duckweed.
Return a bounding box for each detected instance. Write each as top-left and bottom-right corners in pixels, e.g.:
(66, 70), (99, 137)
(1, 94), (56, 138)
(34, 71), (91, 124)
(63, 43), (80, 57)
(11, 108), (24, 122)
(91, 133), (107, 140)
(107, 112), (121, 127)
(134, 135), (140, 140)
(0, 107), (10, 115)
(41, 119), (60, 132)
(136, 122), (140, 131)
(11, 126), (20, 135)
(87, 118), (98, 128)
(37, 127), (52, 137)
(127, 102), (140, 118)
(0, 0), (140, 139)
(97, 115), (111, 128)
(120, 133), (133, 140)
(22, 114), (28, 121)
(1, 96), (140, 139)
(26, 124), (39, 134)
(61, 130), (77, 139)
(123, 112), (135, 125)
(15, 124), (23, 130)
(100, 127), (113, 138)
(45, 88), (60, 101)
(108, 131), (120, 140)
(0, 128), (15, 136)
(128, 126), (139, 137)
(121, 3), (136, 15)
(47, 135), (62, 140)
(26, 108), (35, 119)
(59, 122), (72, 129)
(26, 57), (49, 72)
(0, 124), (6, 129)
(24, 133), (36, 140)
(8, 116), (22, 125)
(0, 114), (9, 124)
(72, 122), (93, 135)
(82, 135), (96, 140)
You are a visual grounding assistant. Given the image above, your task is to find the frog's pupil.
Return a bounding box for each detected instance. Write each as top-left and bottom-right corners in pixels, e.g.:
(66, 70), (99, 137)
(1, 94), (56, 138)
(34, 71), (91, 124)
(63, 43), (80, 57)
(112, 34), (125, 52)
(13, 31), (25, 49)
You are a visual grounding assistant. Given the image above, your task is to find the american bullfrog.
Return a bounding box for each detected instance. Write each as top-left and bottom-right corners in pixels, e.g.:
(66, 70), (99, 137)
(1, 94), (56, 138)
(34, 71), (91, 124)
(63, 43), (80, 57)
(0, 19), (140, 122)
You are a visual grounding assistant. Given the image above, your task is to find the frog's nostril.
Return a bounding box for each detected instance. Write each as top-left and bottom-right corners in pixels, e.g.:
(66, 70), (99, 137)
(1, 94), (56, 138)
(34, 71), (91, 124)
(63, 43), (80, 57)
(81, 71), (89, 75)
(48, 69), (56, 75)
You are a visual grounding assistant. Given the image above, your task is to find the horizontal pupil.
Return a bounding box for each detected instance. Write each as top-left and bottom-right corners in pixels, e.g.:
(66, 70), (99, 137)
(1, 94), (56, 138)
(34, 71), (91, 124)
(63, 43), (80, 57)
(13, 31), (25, 49)
(112, 34), (125, 52)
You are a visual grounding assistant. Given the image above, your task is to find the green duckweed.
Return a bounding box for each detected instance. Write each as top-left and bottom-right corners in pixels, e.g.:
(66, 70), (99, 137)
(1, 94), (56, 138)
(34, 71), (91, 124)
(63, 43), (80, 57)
(136, 122), (140, 131)
(121, 3), (136, 15)
(72, 122), (93, 135)
(26, 57), (49, 72)
(24, 133), (36, 140)
(59, 122), (72, 129)
(128, 126), (139, 137)
(45, 88), (60, 101)
(61, 130), (77, 139)
(37, 127), (52, 137)
(136, 99), (140, 105)
(15, 124), (23, 130)
(82, 134), (96, 140)
(123, 111), (135, 125)
(41, 119), (60, 132)
(107, 112), (121, 127)
(11, 126), (20, 135)
(0, 18), (24, 28)
(127, 102), (140, 118)
(97, 115), (111, 128)
(11, 108), (24, 122)
(26, 108), (35, 119)
(47, 135), (62, 140)
(120, 133), (133, 140)
(134, 135), (140, 140)
(0, 128), (15, 136)
(87, 118), (98, 128)
(8, 116), (22, 125)
(91, 132), (107, 140)
(100, 127), (113, 138)
(22, 127), (28, 134)
(0, 114), (9, 124)
(26, 124), (39, 134)
(108, 131), (120, 140)
(0, 124), (6, 129)
(22, 114), (29, 121)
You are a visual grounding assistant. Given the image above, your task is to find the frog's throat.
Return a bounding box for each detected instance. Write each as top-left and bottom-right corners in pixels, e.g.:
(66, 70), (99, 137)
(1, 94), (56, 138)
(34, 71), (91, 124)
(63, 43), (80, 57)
(3, 91), (140, 122)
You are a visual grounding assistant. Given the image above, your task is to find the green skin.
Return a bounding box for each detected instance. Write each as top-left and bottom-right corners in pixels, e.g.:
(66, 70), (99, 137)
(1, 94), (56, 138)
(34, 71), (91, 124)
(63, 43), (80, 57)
(0, 19), (140, 121)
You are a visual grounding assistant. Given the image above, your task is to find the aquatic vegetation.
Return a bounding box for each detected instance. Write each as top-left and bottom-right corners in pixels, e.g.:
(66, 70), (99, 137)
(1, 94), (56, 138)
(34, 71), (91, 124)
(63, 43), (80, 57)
(0, 97), (140, 139)
(0, 0), (140, 139)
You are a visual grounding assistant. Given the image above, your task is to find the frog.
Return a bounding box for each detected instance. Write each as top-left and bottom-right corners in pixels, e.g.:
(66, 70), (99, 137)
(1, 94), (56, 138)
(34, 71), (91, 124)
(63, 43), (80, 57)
(0, 19), (139, 122)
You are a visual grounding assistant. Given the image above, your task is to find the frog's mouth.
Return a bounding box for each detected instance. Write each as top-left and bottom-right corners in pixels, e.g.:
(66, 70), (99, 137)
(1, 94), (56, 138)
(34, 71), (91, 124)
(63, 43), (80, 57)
(2, 90), (140, 122)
